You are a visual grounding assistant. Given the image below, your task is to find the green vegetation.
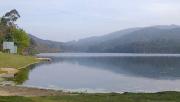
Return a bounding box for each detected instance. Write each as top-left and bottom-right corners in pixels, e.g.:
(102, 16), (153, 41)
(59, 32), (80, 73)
(11, 28), (30, 54)
(0, 52), (39, 69)
(0, 9), (34, 55)
(0, 92), (180, 102)
(13, 67), (32, 84)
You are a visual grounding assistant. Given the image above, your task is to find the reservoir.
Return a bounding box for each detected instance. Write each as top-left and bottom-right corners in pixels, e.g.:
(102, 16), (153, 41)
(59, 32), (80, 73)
(17, 53), (180, 93)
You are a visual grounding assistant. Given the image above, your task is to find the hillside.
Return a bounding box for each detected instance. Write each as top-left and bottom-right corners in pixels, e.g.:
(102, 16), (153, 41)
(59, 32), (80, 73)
(29, 25), (180, 53)
(29, 34), (65, 53)
(64, 25), (180, 53)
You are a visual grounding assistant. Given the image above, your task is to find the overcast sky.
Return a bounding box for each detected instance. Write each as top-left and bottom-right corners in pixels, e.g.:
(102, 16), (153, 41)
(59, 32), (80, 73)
(1, 0), (180, 42)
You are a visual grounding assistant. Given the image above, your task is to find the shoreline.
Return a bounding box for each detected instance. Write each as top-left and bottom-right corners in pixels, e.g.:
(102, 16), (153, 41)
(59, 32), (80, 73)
(17, 57), (52, 70)
(14, 85), (180, 94)
(0, 57), (51, 78)
(0, 85), (180, 96)
(0, 85), (69, 96)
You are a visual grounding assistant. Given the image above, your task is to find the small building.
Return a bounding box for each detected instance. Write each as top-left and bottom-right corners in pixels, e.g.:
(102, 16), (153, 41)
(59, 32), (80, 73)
(3, 42), (17, 54)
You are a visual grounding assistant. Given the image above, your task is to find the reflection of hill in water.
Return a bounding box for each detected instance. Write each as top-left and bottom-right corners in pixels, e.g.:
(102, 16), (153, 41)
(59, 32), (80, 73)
(50, 57), (180, 80)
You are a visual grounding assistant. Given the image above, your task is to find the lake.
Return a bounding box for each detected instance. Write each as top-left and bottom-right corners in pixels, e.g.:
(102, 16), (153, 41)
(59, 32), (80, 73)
(15, 53), (180, 93)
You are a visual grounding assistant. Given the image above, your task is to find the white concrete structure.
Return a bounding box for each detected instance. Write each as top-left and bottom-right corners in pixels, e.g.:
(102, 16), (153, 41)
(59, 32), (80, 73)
(3, 42), (17, 54)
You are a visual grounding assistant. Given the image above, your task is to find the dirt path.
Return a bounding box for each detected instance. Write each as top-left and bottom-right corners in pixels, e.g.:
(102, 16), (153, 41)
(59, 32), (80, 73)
(0, 85), (69, 96)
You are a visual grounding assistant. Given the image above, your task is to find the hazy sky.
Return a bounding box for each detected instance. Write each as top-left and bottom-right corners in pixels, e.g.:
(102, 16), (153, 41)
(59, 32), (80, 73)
(1, 0), (180, 42)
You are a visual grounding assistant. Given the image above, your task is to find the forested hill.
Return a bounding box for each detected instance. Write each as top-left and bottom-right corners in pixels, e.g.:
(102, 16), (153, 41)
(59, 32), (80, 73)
(64, 25), (180, 53)
(30, 25), (180, 53)
(29, 34), (65, 53)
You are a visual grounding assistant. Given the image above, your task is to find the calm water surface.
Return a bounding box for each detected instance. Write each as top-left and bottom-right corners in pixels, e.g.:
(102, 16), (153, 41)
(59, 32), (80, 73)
(18, 53), (180, 93)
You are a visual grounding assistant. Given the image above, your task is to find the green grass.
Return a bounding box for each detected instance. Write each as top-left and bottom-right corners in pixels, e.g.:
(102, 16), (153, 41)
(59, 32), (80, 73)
(1, 92), (180, 102)
(0, 53), (40, 69)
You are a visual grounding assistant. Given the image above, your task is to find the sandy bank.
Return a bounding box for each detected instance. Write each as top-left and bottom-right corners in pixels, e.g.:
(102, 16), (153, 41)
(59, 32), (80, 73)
(0, 57), (51, 78)
(0, 85), (69, 96)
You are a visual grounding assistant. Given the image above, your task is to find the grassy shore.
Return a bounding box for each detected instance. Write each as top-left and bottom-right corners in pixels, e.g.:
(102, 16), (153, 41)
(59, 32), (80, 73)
(0, 52), (40, 69)
(0, 86), (180, 102)
(0, 91), (180, 102)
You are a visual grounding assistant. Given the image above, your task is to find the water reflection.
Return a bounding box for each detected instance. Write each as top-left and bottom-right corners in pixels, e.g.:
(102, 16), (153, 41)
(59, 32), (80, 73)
(48, 57), (180, 80)
(16, 56), (180, 83)
(12, 53), (180, 92)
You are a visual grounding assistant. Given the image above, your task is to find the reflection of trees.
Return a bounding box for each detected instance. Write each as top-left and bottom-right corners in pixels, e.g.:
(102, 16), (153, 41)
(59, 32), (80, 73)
(13, 64), (36, 84)
(9, 62), (52, 84)
(13, 68), (29, 84)
(9, 56), (180, 84)
(52, 57), (180, 80)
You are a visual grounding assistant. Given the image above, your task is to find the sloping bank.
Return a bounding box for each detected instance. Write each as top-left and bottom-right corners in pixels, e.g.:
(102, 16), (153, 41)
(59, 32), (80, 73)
(0, 52), (41, 77)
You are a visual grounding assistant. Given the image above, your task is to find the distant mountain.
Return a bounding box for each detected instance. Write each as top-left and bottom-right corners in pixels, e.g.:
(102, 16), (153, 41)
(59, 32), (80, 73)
(65, 25), (180, 53)
(29, 34), (65, 53)
(30, 25), (180, 53)
(64, 27), (141, 52)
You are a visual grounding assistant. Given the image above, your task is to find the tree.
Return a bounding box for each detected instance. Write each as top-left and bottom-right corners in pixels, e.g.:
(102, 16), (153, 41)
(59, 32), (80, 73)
(0, 9), (32, 55)
(1, 9), (20, 27)
(4, 33), (13, 41)
(10, 28), (30, 54)
(0, 9), (20, 43)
